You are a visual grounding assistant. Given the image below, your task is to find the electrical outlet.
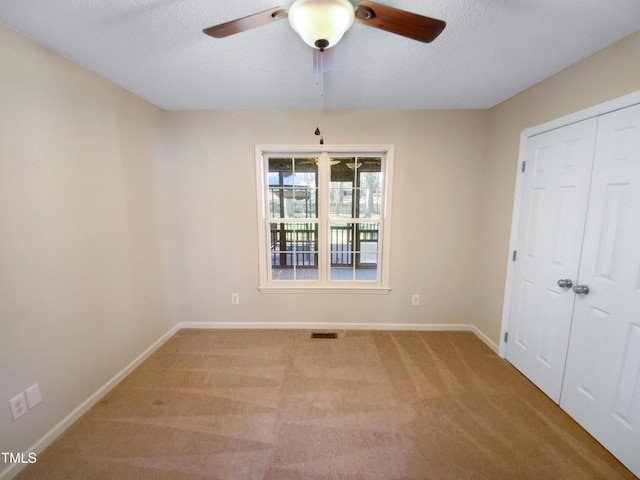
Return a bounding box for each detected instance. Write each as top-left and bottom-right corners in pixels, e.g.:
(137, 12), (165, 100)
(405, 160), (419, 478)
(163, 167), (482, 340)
(9, 393), (27, 421)
(231, 293), (239, 305)
(411, 294), (420, 306)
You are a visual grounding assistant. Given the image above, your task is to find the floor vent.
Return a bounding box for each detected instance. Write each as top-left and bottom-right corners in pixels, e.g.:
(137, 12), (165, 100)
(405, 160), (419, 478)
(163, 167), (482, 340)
(311, 332), (338, 339)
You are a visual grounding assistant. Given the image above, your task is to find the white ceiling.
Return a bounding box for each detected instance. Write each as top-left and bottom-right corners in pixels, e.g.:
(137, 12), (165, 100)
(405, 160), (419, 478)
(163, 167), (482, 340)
(1, 0), (639, 111)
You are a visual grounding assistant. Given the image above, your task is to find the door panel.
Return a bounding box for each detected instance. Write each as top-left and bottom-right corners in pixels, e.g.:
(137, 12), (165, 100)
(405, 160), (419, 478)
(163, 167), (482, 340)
(560, 104), (640, 478)
(506, 118), (597, 402)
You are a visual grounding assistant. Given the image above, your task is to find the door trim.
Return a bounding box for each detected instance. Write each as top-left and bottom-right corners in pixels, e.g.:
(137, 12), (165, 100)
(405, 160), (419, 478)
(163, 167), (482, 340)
(499, 90), (640, 358)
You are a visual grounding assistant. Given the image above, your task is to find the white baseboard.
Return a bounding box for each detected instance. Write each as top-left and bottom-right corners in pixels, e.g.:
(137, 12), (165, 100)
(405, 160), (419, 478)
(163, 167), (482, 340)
(0, 323), (181, 480)
(179, 321), (500, 353)
(468, 325), (500, 353)
(1, 320), (498, 480)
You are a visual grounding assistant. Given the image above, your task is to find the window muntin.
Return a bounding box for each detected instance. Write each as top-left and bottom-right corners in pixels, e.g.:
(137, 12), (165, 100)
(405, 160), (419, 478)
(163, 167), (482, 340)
(256, 146), (393, 293)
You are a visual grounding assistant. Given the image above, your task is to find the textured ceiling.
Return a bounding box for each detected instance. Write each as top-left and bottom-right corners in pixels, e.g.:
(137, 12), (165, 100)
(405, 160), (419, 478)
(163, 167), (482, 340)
(1, 0), (639, 110)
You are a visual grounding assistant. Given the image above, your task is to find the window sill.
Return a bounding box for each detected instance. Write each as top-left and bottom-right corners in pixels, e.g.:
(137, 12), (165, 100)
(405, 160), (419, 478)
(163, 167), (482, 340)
(258, 285), (391, 294)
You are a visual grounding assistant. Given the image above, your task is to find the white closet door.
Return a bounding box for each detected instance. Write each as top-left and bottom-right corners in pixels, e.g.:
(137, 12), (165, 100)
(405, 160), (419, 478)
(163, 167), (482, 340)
(506, 118), (597, 402)
(560, 103), (640, 478)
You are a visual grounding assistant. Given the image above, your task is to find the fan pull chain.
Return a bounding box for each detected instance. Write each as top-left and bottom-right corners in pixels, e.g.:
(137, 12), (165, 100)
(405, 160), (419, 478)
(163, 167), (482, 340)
(314, 51), (320, 138)
(314, 50), (324, 145)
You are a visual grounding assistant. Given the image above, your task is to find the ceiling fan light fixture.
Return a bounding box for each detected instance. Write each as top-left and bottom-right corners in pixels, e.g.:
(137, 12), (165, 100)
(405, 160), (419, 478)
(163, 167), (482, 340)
(288, 0), (355, 50)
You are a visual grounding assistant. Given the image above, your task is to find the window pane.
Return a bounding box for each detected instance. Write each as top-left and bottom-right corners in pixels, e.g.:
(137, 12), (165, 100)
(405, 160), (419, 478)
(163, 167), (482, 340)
(330, 158), (354, 218)
(330, 157), (381, 219)
(329, 183), (352, 218)
(358, 159), (382, 218)
(330, 223), (354, 267)
(269, 222), (318, 281)
(268, 157), (318, 219)
(330, 223), (379, 281)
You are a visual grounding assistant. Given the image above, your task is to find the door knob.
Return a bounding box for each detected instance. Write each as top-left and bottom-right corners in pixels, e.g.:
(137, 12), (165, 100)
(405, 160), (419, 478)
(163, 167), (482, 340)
(573, 284), (590, 295)
(557, 279), (573, 288)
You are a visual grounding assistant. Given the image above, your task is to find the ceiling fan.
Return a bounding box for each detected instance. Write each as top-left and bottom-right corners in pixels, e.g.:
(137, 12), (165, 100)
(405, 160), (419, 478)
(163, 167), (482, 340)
(203, 0), (446, 51)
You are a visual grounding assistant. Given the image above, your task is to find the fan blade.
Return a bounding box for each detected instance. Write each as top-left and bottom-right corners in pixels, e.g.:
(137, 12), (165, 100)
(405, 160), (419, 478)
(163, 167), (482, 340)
(203, 7), (288, 38)
(353, 0), (445, 43)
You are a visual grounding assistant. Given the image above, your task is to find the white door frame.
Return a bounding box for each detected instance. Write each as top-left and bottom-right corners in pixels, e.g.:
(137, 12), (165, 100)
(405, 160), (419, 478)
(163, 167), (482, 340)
(499, 90), (640, 358)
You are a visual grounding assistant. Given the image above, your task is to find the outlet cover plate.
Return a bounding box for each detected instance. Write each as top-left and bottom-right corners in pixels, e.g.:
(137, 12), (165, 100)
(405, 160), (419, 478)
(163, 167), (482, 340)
(9, 393), (27, 421)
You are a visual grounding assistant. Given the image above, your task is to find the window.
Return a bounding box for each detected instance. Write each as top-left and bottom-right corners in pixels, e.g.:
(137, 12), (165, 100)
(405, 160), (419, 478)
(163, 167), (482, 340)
(255, 145), (394, 293)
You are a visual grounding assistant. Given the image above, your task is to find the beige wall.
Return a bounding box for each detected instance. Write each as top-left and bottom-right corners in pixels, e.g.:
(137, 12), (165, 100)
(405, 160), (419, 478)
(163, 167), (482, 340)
(1, 17), (639, 476)
(159, 109), (489, 328)
(474, 30), (640, 342)
(0, 25), (170, 467)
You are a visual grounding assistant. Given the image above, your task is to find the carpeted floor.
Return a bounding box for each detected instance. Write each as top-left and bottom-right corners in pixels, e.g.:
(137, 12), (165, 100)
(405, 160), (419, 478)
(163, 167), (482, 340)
(15, 329), (637, 479)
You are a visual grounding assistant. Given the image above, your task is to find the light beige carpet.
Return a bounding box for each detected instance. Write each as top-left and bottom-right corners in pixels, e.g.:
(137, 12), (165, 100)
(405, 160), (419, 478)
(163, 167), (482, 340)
(15, 329), (637, 479)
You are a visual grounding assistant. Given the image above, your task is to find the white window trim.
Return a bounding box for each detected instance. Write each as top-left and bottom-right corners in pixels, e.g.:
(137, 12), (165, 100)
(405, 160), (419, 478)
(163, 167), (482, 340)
(255, 144), (394, 294)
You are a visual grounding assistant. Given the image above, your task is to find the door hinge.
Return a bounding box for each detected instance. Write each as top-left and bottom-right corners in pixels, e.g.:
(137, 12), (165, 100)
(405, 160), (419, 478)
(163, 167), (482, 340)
(504, 332), (509, 343)
(521, 161), (526, 173)
(512, 250), (517, 261)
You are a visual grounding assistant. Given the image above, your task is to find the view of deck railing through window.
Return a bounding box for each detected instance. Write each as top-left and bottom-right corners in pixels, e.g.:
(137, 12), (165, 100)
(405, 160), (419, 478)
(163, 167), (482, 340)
(269, 222), (379, 280)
